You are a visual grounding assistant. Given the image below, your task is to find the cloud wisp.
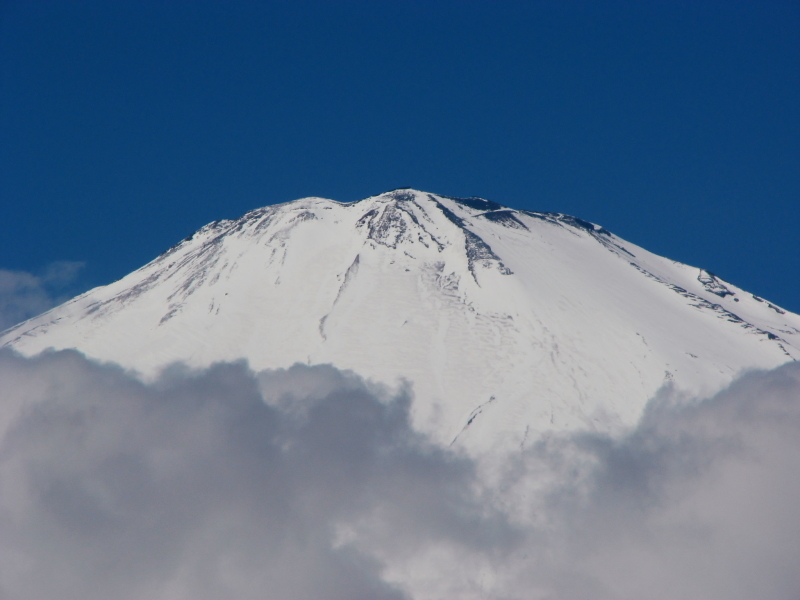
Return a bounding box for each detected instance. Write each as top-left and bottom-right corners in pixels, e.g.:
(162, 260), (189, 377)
(0, 261), (85, 331)
(0, 349), (799, 599)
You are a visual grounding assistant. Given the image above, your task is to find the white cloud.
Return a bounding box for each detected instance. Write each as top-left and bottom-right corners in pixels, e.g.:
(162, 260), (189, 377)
(0, 351), (512, 600)
(494, 361), (800, 599)
(0, 349), (798, 599)
(0, 261), (85, 331)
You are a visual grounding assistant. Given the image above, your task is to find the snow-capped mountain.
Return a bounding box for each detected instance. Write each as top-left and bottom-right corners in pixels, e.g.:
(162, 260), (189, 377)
(4, 189), (799, 452)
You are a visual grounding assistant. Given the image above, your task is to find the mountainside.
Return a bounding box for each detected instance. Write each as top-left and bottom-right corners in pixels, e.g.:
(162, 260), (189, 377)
(4, 189), (799, 452)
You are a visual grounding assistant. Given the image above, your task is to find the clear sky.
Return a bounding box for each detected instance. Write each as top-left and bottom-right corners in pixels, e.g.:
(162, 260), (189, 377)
(2, 1), (799, 313)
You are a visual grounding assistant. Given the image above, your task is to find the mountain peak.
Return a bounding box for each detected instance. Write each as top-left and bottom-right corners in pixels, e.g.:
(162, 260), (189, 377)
(3, 191), (799, 453)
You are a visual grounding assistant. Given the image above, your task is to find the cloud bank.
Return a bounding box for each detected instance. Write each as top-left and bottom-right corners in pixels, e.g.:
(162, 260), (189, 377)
(0, 351), (511, 600)
(498, 362), (800, 599)
(0, 349), (799, 600)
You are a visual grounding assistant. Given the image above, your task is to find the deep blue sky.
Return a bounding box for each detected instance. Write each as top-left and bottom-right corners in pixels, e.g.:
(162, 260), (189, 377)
(2, 1), (799, 312)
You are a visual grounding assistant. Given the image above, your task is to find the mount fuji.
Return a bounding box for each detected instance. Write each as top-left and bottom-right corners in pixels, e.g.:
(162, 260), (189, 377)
(4, 189), (799, 452)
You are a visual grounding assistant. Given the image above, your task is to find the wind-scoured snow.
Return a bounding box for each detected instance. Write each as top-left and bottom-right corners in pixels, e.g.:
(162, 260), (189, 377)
(3, 189), (799, 452)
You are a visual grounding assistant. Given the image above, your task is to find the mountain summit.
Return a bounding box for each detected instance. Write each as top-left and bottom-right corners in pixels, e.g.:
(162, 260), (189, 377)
(4, 189), (799, 451)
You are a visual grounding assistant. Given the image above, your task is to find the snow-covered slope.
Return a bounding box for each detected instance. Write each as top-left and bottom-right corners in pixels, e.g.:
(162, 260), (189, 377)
(3, 189), (799, 452)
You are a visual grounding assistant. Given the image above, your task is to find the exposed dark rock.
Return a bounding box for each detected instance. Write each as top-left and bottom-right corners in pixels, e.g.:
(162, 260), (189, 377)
(479, 210), (529, 230)
(698, 270), (735, 298)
